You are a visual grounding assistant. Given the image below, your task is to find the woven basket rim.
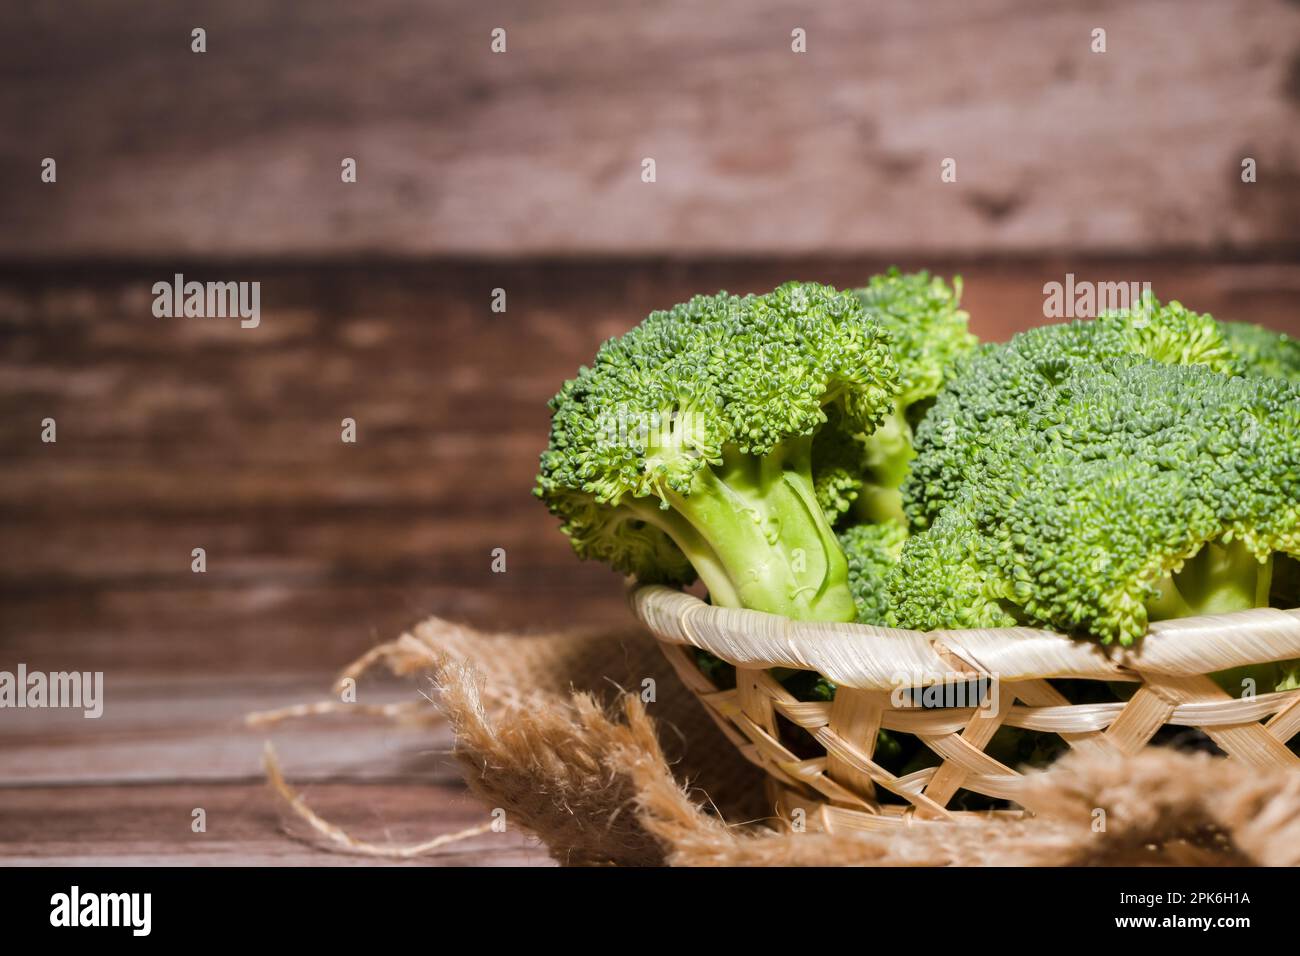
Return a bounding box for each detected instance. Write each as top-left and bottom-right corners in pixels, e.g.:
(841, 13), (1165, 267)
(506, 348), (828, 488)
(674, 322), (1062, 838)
(629, 583), (1300, 691)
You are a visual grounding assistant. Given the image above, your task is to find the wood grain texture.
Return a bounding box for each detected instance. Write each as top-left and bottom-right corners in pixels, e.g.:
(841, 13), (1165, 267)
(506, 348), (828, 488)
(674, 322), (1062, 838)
(2, 258), (1297, 865)
(0, 675), (552, 865)
(3, 259), (1299, 675)
(0, 783), (548, 866)
(0, 674), (451, 786)
(2, 0), (1299, 258)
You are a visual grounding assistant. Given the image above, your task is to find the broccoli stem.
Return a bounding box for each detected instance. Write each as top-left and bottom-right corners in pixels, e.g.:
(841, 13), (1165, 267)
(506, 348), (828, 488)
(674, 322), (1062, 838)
(1147, 539), (1284, 695)
(624, 500), (744, 609)
(852, 406), (913, 526)
(1147, 538), (1274, 620)
(656, 437), (857, 622)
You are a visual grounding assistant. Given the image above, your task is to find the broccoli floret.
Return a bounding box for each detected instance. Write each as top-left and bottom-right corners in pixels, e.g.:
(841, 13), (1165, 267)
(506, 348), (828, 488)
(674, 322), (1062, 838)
(816, 270), (976, 527)
(887, 498), (1021, 631)
(839, 522), (909, 625)
(890, 359), (1300, 662)
(810, 404), (874, 525)
(1219, 320), (1300, 385)
(536, 282), (899, 622)
(905, 298), (1237, 530)
(855, 271), (977, 521)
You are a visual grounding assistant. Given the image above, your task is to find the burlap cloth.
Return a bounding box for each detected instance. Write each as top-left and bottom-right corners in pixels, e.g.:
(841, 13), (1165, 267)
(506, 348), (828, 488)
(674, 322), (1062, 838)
(256, 614), (1300, 866)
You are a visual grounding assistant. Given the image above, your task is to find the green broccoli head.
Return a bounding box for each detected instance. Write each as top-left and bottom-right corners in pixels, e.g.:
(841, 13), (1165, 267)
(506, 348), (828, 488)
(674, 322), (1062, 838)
(886, 500), (1019, 631)
(1219, 320), (1300, 385)
(810, 404), (872, 525)
(904, 298), (1238, 530)
(838, 521), (909, 625)
(855, 269), (977, 411)
(809, 270), (976, 527)
(890, 357), (1300, 648)
(536, 281), (899, 621)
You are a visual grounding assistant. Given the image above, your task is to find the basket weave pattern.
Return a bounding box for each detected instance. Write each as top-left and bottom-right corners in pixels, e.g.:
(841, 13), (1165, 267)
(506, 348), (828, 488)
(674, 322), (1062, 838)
(631, 585), (1300, 831)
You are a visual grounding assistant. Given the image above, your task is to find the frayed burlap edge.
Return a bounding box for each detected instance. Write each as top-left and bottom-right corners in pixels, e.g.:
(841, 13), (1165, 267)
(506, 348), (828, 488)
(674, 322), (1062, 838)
(251, 616), (1300, 866)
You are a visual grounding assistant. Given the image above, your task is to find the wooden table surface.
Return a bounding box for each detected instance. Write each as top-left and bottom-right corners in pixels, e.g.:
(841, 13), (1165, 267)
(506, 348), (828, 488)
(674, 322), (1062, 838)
(0, 672), (549, 865)
(2, 258), (1298, 865)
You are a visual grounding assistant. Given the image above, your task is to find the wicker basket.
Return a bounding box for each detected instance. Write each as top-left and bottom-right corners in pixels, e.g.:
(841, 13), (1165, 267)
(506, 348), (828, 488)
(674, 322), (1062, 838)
(631, 584), (1300, 832)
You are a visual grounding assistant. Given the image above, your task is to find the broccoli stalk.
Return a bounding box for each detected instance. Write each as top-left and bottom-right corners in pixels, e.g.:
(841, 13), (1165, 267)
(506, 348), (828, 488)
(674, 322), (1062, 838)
(1146, 541), (1289, 696)
(852, 271), (975, 526)
(812, 270), (976, 527)
(854, 408), (915, 526)
(537, 282), (899, 622)
(626, 438), (854, 618)
(1145, 539), (1274, 621)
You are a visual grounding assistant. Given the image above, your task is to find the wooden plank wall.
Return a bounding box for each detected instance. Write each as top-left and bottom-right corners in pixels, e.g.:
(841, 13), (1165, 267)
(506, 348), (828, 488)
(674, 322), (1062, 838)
(1, 0), (1298, 258)
(3, 259), (1299, 675)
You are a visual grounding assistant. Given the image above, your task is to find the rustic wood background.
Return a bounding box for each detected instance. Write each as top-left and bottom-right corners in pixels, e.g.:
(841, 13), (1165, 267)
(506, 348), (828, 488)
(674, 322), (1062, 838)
(2, 0), (1299, 865)
(3, 260), (1298, 864)
(2, 0), (1299, 259)
(4, 259), (1300, 676)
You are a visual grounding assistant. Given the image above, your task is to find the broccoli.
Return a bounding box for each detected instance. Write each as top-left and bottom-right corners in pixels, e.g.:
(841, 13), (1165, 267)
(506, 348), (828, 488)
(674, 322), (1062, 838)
(812, 270), (976, 527)
(1219, 320), (1300, 385)
(809, 404), (874, 525)
(904, 298), (1237, 530)
(839, 521), (909, 625)
(535, 281), (899, 622)
(888, 499), (1018, 631)
(889, 359), (1300, 671)
(852, 269), (977, 524)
